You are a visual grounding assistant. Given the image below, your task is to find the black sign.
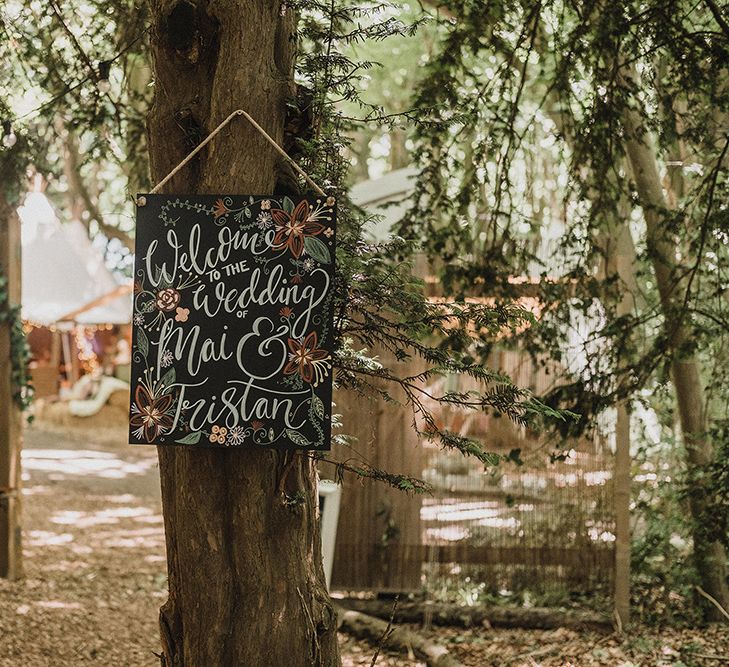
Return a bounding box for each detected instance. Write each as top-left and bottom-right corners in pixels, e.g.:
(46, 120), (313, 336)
(129, 194), (336, 450)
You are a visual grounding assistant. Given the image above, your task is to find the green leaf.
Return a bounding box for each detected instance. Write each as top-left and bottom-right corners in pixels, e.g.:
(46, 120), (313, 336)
(304, 236), (331, 264)
(176, 431), (201, 445)
(283, 196), (295, 213)
(311, 394), (324, 420)
(137, 328), (149, 358)
(244, 207), (252, 218)
(286, 429), (311, 447)
(158, 367), (176, 392)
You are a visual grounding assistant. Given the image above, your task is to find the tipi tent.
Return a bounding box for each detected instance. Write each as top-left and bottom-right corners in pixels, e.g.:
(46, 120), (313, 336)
(19, 192), (131, 327)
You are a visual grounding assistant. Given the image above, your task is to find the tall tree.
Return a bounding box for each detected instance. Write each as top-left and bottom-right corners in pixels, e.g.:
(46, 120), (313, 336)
(145, 2), (339, 665)
(0, 162), (24, 580)
(621, 88), (729, 615)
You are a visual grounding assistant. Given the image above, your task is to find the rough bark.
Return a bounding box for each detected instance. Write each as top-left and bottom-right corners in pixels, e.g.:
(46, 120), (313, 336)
(0, 189), (23, 580)
(337, 599), (612, 632)
(337, 606), (464, 667)
(146, 2), (339, 664)
(621, 96), (729, 618)
(613, 401), (631, 628)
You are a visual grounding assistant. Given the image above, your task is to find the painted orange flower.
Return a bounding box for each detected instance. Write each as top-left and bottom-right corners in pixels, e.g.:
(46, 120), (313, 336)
(208, 424), (228, 444)
(279, 306), (294, 318)
(271, 200), (325, 259)
(213, 198), (229, 219)
(251, 420), (264, 431)
(284, 331), (330, 384)
(130, 385), (174, 442)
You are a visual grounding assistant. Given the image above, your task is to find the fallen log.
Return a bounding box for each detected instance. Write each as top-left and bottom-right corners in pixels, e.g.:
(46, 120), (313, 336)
(338, 599), (612, 632)
(336, 606), (464, 667)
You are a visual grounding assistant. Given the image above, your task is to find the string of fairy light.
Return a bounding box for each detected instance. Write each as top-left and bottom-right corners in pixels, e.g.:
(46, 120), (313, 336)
(1, 27), (147, 149)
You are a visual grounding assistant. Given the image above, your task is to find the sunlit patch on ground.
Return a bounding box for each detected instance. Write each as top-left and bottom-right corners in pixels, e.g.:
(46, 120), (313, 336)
(23, 448), (157, 479)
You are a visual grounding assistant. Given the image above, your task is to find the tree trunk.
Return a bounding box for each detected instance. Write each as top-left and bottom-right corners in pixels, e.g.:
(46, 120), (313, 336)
(0, 188), (23, 580)
(601, 202), (639, 629)
(146, 2), (340, 664)
(337, 599), (612, 632)
(621, 99), (729, 618)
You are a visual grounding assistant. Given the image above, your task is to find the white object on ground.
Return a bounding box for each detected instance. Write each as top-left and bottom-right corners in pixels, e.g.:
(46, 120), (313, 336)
(318, 479), (342, 590)
(68, 376), (129, 417)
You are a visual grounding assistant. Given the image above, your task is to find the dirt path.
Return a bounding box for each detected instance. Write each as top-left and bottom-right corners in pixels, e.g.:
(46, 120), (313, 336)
(0, 424), (165, 666)
(1, 423), (726, 667)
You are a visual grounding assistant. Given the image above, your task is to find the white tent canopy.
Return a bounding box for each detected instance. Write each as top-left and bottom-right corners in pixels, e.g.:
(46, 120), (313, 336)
(19, 193), (131, 327)
(350, 167), (417, 241)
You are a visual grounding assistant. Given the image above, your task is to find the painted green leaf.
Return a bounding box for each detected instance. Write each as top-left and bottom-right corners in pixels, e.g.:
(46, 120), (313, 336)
(283, 196), (295, 213)
(286, 429), (311, 447)
(311, 394), (324, 420)
(159, 367), (176, 392)
(176, 431), (201, 444)
(244, 207), (252, 218)
(304, 236), (331, 265)
(137, 328), (149, 358)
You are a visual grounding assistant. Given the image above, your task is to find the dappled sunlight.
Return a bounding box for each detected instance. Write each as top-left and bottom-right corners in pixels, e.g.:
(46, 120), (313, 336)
(23, 449), (157, 479)
(426, 526), (470, 542)
(22, 485), (53, 496)
(35, 600), (84, 611)
(102, 493), (142, 503)
(421, 499), (500, 522)
(51, 506), (159, 528)
(43, 559), (90, 572)
(144, 554), (166, 564)
(26, 530), (74, 547)
(98, 526), (164, 549)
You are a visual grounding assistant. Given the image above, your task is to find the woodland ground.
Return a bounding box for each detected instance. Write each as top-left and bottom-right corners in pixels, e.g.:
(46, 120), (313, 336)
(0, 422), (725, 667)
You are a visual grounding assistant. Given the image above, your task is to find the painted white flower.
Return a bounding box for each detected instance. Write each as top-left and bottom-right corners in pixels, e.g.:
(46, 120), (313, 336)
(257, 211), (273, 229)
(226, 425), (246, 446)
(133, 313), (144, 326)
(303, 258), (315, 272)
(161, 350), (174, 367)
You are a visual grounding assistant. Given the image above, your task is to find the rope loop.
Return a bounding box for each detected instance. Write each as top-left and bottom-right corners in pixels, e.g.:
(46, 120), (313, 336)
(138, 109), (329, 205)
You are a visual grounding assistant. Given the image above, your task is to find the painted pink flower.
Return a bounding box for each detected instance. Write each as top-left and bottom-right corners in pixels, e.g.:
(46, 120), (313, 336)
(175, 307), (190, 323)
(213, 198), (228, 219)
(156, 288), (180, 313)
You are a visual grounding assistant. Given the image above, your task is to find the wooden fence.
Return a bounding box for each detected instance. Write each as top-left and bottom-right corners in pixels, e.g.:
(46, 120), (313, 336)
(325, 348), (615, 596)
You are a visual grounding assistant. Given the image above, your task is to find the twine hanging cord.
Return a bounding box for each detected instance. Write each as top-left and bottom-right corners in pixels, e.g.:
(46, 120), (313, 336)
(137, 109), (330, 205)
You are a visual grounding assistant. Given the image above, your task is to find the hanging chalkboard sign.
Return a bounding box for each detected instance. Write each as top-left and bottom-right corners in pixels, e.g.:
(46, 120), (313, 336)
(129, 194), (336, 450)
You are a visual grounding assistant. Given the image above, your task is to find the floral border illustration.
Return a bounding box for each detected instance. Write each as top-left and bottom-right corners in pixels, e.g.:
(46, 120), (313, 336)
(130, 195), (335, 449)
